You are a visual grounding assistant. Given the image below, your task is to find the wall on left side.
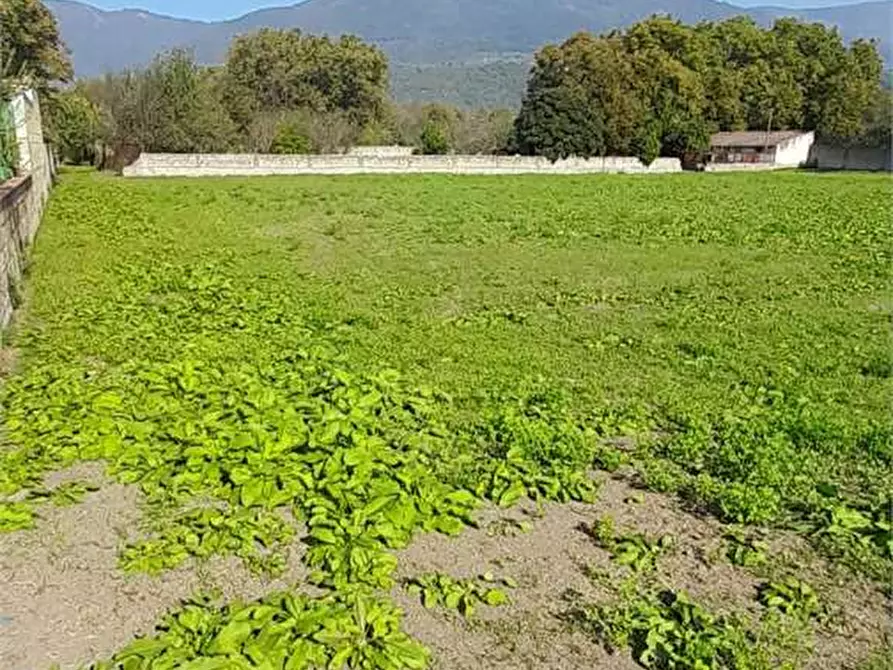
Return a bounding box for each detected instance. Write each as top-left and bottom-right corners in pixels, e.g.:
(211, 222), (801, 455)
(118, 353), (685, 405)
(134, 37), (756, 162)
(0, 89), (53, 331)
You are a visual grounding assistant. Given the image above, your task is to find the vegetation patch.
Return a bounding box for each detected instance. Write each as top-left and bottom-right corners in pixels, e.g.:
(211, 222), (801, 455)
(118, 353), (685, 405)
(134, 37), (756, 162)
(584, 515), (675, 573)
(576, 582), (813, 670)
(1, 171), (890, 667)
(404, 572), (515, 617)
(85, 589), (430, 670)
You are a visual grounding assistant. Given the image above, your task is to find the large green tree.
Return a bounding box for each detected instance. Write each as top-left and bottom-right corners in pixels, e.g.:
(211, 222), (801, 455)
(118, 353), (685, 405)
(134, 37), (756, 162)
(514, 16), (886, 162)
(222, 29), (389, 131)
(82, 50), (237, 156)
(44, 88), (100, 164)
(0, 0), (71, 93)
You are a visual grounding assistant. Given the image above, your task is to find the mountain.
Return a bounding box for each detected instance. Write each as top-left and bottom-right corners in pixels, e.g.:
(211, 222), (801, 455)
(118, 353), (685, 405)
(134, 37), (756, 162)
(47, 0), (893, 105)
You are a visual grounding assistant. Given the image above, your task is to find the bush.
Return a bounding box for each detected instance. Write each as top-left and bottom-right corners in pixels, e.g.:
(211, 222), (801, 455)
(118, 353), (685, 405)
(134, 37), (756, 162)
(419, 120), (450, 155)
(45, 90), (101, 165)
(270, 122), (312, 154)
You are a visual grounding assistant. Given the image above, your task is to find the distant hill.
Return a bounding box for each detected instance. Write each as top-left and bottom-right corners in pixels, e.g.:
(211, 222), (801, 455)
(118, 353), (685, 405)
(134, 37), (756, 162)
(47, 0), (893, 107)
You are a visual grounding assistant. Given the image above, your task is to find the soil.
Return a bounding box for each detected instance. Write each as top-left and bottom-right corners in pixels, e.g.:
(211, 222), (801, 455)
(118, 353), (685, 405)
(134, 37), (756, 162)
(0, 344), (18, 378)
(0, 463), (310, 670)
(0, 468), (888, 670)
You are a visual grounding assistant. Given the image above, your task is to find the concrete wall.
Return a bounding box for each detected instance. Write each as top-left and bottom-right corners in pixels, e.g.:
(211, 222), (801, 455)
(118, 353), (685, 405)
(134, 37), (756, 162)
(775, 132), (816, 167)
(704, 162), (787, 172)
(1, 90), (52, 331)
(346, 145), (414, 157)
(123, 153), (683, 177)
(809, 143), (892, 171)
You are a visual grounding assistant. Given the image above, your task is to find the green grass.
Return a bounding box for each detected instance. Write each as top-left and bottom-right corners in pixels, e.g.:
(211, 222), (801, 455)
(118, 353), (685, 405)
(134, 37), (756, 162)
(1, 170), (891, 667)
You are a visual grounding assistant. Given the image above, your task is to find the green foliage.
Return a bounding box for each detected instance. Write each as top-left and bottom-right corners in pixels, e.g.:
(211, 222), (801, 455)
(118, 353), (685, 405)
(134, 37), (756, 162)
(223, 29), (389, 130)
(78, 30), (393, 158)
(404, 572), (514, 617)
(808, 487), (892, 571)
(0, 502), (34, 532)
(0, 0), (72, 92)
(582, 588), (810, 670)
(2, 170), (890, 664)
(45, 89), (101, 164)
(512, 43), (608, 161)
(640, 383), (892, 579)
(758, 578), (821, 619)
(515, 16), (887, 161)
(270, 122), (312, 155)
(0, 102), (17, 179)
(80, 49), (238, 157)
(418, 120), (450, 155)
(723, 530), (768, 569)
(586, 516), (675, 572)
(394, 103), (514, 155)
(456, 393), (600, 505)
(86, 589), (429, 670)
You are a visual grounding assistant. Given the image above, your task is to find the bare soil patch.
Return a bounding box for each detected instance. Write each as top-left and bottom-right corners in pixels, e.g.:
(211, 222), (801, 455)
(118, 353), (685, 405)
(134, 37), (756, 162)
(0, 469), (887, 669)
(393, 476), (889, 670)
(0, 465), (309, 670)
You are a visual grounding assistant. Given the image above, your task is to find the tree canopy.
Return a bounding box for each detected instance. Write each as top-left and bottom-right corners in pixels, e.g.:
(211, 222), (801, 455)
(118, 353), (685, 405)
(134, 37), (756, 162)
(222, 29), (389, 131)
(0, 0), (72, 93)
(514, 16), (886, 162)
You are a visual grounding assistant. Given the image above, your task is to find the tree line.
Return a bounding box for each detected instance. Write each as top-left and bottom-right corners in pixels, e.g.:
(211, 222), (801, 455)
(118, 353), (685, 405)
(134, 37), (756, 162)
(514, 16), (890, 162)
(46, 34), (517, 167)
(2, 0), (890, 167)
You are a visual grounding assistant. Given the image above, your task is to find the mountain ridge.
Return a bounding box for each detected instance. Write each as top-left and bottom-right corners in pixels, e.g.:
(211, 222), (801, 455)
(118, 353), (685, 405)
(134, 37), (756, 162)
(46, 0), (893, 105)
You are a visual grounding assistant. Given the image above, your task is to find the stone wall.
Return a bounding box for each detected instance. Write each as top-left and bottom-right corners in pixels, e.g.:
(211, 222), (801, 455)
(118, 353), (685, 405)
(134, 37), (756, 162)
(704, 163), (788, 172)
(809, 143), (892, 171)
(123, 153), (682, 177)
(1, 90), (53, 331)
(346, 145), (415, 157)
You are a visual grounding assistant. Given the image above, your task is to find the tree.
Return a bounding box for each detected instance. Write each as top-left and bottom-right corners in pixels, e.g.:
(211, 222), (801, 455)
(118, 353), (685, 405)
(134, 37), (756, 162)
(419, 120), (450, 154)
(44, 88), (100, 164)
(416, 104), (457, 154)
(815, 39), (885, 142)
(453, 108), (514, 154)
(513, 37), (609, 161)
(81, 50), (238, 159)
(0, 0), (71, 92)
(222, 29), (389, 132)
(512, 16), (887, 162)
(514, 80), (606, 161)
(270, 121), (312, 154)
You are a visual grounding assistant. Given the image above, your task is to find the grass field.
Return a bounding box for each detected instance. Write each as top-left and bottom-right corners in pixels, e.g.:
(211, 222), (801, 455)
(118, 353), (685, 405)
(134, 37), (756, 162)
(0, 170), (890, 669)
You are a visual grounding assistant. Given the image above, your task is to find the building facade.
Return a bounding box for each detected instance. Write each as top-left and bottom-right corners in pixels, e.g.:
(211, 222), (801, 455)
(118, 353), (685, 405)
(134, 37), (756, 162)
(709, 130), (815, 168)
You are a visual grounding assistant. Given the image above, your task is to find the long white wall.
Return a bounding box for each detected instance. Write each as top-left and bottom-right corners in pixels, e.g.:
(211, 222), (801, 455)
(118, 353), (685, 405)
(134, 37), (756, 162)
(123, 153), (682, 177)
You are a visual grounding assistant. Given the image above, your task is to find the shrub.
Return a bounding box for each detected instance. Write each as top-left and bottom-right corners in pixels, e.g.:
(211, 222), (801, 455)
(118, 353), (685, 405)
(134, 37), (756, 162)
(270, 122), (312, 155)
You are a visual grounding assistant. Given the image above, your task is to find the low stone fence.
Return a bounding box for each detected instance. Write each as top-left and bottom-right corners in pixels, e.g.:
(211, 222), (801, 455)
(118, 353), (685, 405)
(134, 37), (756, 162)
(0, 175), (45, 328)
(1, 89), (53, 332)
(704, 163), (787, 172)
(346, 145), (415, 157)
(123, 153), (682, 177)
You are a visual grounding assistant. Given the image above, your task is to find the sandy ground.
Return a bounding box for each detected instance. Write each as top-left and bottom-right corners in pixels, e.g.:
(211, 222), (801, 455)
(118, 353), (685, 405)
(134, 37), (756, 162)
(0, 463), (310, 670)
(0, 468), (888, 670)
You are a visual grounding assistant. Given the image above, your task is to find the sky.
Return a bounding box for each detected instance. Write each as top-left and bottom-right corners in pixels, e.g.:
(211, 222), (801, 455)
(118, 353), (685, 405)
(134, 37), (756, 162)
(83, 1), (301, 21)
(81, 0), (879, 22)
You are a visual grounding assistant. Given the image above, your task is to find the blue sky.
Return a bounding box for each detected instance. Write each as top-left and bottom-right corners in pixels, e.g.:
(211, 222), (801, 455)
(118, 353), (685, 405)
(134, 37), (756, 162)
(82, 0), (876, 21)
(84, 1), (301, 21)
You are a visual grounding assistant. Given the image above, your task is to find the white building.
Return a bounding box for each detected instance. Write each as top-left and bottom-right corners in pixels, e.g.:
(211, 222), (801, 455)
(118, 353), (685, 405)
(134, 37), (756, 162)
(708, 130), (815, 168)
